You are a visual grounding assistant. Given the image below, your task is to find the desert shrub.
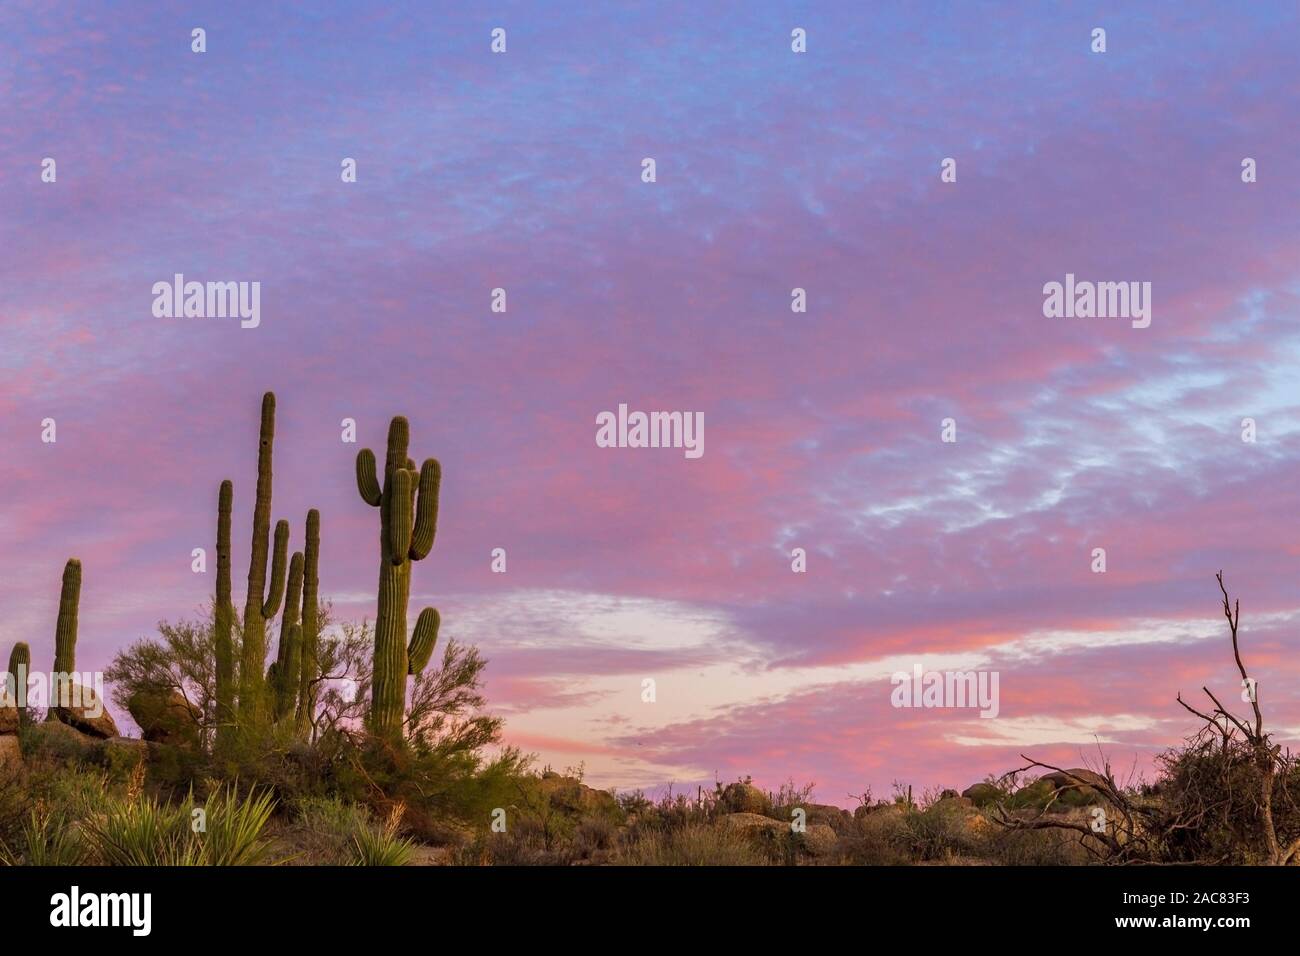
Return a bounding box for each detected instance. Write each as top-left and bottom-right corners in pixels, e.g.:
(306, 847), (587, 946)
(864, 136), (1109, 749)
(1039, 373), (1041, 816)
(292, 796), (414, 865)
(19, 721), (104, 765)
(769, 778), (818, 822)
(614, 823), (770, 866)
(1157, 735), (1300, 864)
(903, 800), (989, 861)
(106, 611), (241, 753)
(574, 814), (618, 856)
(457, 817), (573, 866)
(986, 826), (1090, 865)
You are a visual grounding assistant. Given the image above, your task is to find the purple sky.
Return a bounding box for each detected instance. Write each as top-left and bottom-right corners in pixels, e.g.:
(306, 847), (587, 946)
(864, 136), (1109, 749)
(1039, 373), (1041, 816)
(3, 2), (1300, 806)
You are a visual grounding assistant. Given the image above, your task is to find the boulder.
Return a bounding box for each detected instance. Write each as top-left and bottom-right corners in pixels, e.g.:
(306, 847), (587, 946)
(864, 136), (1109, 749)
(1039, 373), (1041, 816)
(937, 794), (974, 809)
(720, 811), (785, 835)
(718, 812), (789, 859)
(535, 771), (620, 817)
(855, 800), (910, 821)
(127, 689), (201, 744)
(799, 823), (839, 857)
(1038, 768), (1109, 796)
(49, 680), (119, 739)
(805, 803), (854, 833)
(961, 782), (1004, 808)
(718, 782), (771, 815)
(0, 705), (18, 735)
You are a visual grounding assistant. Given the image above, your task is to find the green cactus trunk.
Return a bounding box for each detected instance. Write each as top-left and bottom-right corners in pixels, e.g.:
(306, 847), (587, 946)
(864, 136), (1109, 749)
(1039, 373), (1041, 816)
(296, 509), (320, 733)
(238, 392), (289, 727)
(7, 642), (31, 724)
(356, 417), (442, 739)
(215, 479), (236, 745)
(48, 558), (80, 718)
(271, 551), (304, 719)
(53, 558), (81, 674)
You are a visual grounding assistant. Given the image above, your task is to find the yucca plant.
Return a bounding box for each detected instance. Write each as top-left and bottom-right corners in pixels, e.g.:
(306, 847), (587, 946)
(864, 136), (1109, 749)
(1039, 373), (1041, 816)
(82, 784), (277, 866)
(200, 784), (276, 865)
(82, 795), (200, 866)
(0, 809), (89, 866)
(348, 805), (415, 866)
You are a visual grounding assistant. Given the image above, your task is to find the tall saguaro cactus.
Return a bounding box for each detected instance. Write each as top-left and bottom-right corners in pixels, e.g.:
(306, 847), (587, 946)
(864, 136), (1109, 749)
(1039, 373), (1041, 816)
(53, 558), (81, 674)
(239, 392), (290, 726)
(356, 417), (442, 739)
(296, 509), (321, 732)
(214, 479), (235, 744)
(270, 551), (304, 719)
(46, 557), (81, 719)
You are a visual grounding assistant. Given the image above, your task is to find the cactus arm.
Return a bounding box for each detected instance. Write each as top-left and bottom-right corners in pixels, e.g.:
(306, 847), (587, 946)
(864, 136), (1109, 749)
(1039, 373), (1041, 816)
(407, 608), (440, 674)
(356, 449), (381, 506)
(408, 459), (442, 561)
(388, 469), (414, 563)
(385, 417), (410, 476)
(261, 519), (291, 618)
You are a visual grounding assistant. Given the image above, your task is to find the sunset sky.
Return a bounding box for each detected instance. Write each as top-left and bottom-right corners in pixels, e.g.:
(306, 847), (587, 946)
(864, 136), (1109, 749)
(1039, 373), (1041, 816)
(3, 1), (1299, 806)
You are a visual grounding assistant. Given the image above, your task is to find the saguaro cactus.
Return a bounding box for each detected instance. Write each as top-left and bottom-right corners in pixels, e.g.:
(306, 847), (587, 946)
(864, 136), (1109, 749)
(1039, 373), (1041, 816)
(238, 392), (290, 726)
(53, 558), (81, 674)
(296, 509), (320, 732)
(270, 551), (304, 719)
(356, 417), (442, 738)
(214, 479), (235, 743)
(7, 642), (30, 722)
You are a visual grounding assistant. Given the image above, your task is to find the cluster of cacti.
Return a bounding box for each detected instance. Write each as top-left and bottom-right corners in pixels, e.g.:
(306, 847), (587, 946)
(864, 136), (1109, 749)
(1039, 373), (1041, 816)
(210, 396), (445, 742)
(236, 392), (290, 726)
(265, 509), (323, 724)
(213, 393), (328, 737)
(356, 416), (442, 738)
(269, 549), (304, 719)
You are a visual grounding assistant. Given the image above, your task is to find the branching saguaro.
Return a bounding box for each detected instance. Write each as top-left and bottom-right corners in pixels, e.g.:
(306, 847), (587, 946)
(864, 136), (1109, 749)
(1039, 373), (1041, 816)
(238, 392), (289, 727)
(356, 416), (442, 739)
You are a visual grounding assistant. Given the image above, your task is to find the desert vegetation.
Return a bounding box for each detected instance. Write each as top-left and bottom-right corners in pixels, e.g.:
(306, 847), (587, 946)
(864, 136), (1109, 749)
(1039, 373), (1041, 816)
(0, 394), (1294, 865)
